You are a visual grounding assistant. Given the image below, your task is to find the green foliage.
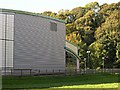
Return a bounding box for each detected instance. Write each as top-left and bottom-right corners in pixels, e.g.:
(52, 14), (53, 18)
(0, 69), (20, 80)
(41, 11), (57, 18)
(70, 7), (86, 19)
(85, 2), (99, 10)
(41, 1), (120, 69)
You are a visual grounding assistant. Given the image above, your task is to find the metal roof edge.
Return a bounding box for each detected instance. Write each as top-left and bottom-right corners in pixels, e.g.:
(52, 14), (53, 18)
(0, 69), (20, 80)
(0, 8), (66, 23)
(65, 47), (80, 60)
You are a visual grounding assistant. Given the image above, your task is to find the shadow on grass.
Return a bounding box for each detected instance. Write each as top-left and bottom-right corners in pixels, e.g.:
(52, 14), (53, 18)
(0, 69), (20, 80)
(2, 73), (120, 89)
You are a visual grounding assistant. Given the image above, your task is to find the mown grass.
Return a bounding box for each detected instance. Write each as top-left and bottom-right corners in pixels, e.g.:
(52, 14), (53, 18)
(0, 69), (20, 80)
(2, 73), (120, 89)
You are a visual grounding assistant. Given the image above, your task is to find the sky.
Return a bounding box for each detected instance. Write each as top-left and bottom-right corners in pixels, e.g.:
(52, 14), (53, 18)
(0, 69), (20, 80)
(0, 0), (119, 13)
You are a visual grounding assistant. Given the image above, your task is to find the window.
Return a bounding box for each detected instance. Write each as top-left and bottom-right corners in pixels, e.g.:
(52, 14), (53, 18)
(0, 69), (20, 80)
(50, 22), (57, 31)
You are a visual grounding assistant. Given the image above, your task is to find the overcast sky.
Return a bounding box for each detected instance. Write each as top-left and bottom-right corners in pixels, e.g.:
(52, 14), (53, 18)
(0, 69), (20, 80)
(0, 0), (119, 13)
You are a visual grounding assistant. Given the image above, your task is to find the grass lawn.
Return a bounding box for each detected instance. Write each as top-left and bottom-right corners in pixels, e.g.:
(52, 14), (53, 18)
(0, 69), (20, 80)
(2, 73), (120, 89)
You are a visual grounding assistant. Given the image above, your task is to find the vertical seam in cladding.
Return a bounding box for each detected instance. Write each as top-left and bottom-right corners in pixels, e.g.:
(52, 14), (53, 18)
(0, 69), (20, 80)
(4, 14), (7, 75)
(13, 14), (15, 69)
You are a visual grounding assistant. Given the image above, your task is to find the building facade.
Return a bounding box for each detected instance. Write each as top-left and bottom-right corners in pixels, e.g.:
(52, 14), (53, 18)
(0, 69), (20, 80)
(0, 9), (66, 74)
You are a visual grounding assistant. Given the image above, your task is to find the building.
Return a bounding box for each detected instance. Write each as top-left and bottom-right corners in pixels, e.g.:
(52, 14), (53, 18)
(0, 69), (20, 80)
(0, 9), (66, 75)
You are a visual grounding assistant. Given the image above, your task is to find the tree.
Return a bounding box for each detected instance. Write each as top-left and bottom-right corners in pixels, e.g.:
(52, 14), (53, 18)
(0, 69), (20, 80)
(95, 9), (120, 68)
(41, 1), (120, 68)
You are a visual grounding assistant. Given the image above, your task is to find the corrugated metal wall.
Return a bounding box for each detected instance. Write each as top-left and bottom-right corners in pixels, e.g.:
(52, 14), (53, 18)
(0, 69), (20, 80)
(14, 14), (66, 72)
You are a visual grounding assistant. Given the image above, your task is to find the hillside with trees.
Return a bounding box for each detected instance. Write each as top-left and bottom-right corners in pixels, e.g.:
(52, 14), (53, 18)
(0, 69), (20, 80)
(41, 2), (120, 69)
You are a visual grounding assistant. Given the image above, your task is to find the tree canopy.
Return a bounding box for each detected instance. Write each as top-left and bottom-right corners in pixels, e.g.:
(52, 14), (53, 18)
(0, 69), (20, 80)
(41, 2), (120, 69)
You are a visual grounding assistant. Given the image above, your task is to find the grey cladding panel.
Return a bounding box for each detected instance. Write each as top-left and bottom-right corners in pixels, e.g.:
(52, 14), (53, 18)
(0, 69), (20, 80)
(14, 14), (65, 70)
(0, 13), (14, 69)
